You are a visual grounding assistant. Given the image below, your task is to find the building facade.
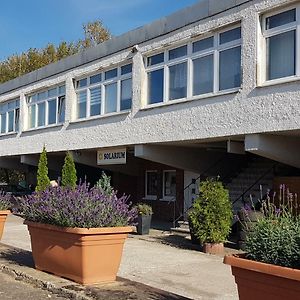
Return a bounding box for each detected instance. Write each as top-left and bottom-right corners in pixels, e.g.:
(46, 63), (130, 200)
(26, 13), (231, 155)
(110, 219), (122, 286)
(1, 0), (300, 221)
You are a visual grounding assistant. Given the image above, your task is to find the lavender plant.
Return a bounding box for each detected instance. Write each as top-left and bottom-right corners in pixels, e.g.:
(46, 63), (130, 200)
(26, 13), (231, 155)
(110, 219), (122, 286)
(0, 191), (11, 210)
(18, 183), (137, 228)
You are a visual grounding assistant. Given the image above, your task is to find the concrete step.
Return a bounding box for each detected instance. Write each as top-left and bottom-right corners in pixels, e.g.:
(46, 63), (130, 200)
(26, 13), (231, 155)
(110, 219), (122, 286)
(170, 227), (190, 236)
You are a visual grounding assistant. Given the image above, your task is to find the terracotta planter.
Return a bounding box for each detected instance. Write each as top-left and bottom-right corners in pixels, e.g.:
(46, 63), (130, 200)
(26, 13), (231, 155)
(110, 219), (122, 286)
(224, 254), (300, 300)
(25, 221), (132, 284)
(202, 242), (224, 254)
(0, 210), (10, 240)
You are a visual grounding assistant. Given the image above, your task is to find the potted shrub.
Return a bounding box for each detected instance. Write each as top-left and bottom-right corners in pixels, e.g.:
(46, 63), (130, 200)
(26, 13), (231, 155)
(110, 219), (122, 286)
(188, 178), (232, 254)
(0, 191), (11, 240)
(224, 185), (300, 299)
(18, 183), (137, 284)
(135, 203), (153, 235)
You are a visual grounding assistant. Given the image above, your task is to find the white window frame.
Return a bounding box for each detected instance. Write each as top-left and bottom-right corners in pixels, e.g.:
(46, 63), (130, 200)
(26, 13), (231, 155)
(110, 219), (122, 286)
(0, 98), (20, 135)
(144, 170), (158, 200)
(26, 85), (65, 130)
(145, 24), (242, 107)
(75, 63), (132, 120)
(162, 170), (176, 201)
(260, 5), (300, 85)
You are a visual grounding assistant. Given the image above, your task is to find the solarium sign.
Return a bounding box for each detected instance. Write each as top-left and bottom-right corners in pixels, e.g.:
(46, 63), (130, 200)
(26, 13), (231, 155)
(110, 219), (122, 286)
(97, 148), (126, 165)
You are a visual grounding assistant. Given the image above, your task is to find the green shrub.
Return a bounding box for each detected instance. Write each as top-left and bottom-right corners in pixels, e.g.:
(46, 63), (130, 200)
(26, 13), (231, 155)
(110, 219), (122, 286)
(135, 203), (153, 216)
(188, 178), (232, 244)
(61, 152), (77, 188)
(36, 146), (50, 192)
(95, 172), (113, 196)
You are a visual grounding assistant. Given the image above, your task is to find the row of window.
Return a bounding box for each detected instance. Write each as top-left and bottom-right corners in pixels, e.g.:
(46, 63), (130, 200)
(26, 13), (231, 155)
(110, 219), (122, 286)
(0, 7), (298, 135)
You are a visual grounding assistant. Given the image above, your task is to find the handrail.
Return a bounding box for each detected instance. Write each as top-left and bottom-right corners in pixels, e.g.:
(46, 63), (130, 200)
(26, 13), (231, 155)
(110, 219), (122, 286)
(231, 163), (276, 206)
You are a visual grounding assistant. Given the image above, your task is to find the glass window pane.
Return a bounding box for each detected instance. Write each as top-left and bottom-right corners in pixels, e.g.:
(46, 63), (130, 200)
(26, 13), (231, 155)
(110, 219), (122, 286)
(37, 91), (47, 101)
(193, 55), (214, 95)
(90, 74), (101, 85)
(105, 83), (117, 113)
(1, 113), (6, 133)
(169, 45), (187, 60)
(121, 78), (132, 110)
(148, 69), (164, 104)
(121, 64), (132, 75)
(48, 88), (57, 98)
(164, 171), (176, 197)
(146, 171), (157, 196)
(193, 37), (214, 53)
(220, 27), (241, 44)
(90, 87), (101, 116)
(267, 30), (295, 80)
(266, 9), (296, 30)
(58, 96), (65, 123)
(58, 85), (66, 95)
(219, 46), (241, 90)
(105, 68), (117, 80)
(77, 90), (87, 119)
(37, 102), (45, 127)
(76, 78), (87, 89)
(8, 111), (14, 132)
(29, 105), (36, 128)
(147, 53), (164, 66)
(48, 99), (57, 125)
(169, 62), (187, 100)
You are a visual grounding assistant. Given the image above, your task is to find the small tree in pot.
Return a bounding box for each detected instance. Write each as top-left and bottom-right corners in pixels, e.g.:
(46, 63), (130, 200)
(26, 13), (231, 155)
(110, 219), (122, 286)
(188, 178), (232, 254)
(135, 203), (153, 235)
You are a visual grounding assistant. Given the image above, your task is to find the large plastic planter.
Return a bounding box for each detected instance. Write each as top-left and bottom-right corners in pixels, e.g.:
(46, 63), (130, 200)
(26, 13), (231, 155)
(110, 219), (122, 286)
(25, 221), (132, 284)
(136, 215), (152, 235)
(0, 210), (10, 240)
(224, 254), (300, 300)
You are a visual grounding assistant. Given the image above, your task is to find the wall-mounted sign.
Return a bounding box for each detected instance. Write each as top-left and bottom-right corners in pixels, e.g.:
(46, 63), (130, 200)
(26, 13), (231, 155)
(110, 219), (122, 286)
(97, 148), (126, 165)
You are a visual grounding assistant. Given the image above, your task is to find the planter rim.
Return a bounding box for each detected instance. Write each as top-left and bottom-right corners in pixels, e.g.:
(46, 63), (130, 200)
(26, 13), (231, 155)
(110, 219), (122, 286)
(0, 210), (11, 215)
(224, 253), (300, 282)
(24, 220), (133, 235)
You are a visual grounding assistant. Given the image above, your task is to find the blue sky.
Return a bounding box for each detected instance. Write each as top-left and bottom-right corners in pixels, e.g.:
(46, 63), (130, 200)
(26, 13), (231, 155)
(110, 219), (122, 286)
(0, 0), (198, 60)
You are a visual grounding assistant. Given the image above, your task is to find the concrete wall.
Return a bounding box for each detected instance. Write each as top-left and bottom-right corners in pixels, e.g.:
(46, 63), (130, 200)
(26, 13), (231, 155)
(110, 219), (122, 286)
(0, 0), (299, 161)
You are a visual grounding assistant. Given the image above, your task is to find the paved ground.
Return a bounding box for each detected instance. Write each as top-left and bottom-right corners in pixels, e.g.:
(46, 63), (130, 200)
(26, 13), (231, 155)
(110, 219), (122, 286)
(1, 215), (239, 300)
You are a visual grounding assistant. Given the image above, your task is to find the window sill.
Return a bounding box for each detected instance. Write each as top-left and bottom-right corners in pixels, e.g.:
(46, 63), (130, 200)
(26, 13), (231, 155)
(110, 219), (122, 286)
(159, 198), (175, 202)
(258, 75), (300, 88)
(0, 131), (18, 137)
(70, 110), (131, 124)
(24, 123), (63, 133)
(141, 88), (240, 110)
(142, 197), (157, 201)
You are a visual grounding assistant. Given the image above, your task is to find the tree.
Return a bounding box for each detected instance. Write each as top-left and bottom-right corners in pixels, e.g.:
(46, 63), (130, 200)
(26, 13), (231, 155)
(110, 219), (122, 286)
(61, 152), (77, 188)
(0, 20), (111, 84)
(36, 146), (50, 192)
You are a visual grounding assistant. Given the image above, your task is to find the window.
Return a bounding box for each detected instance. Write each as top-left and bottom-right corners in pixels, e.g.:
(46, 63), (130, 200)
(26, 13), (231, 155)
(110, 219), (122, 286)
(263, 8), (297, 81)
(163, 171), (176, 199)
(0, 98), (20, 134)
(145, 171), (158, 199)
(27, 85), (65, 129)
(146, 25), (241, 105)
(75, 63), (132, 119)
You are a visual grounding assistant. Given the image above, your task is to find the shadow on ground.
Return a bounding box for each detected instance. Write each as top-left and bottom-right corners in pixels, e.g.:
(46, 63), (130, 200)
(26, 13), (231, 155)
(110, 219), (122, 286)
(0, 245), (34, 267)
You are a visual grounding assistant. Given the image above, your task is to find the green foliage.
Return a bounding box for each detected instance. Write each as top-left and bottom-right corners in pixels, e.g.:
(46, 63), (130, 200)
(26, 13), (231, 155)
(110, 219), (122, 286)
(135, 203), (153, 216)
(36, 146), (50, 192)
(0, 191), (11, 210)
(188, 178), (233, 244)
(95, 172), (113, 196)
(245, 186), (300, 269)
(0, 20), (111, 84)
(61, 152), (77, 188)
(0, 168), (25, 184)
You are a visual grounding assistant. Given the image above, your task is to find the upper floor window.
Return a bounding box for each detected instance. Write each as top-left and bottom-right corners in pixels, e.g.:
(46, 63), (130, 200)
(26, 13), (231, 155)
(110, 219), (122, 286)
(263, 8), (297, 81)
(146, 26), (241, 105)
(75, 63), (132, 120)
(27, 85), (65, 129)
(0, 98), (20, 134)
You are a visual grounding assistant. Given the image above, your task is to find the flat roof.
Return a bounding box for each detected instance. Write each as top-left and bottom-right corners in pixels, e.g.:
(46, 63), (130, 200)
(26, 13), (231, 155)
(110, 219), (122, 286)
(0, 0), (251, 96)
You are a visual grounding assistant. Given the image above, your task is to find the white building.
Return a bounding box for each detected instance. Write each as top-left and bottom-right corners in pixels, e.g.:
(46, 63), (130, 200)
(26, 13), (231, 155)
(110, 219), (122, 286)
(1, 0), (300, 222)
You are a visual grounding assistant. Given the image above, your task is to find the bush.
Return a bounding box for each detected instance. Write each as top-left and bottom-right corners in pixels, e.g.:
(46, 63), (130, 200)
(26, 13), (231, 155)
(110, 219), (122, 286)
(245, 186), (300, 269)
(61, 152), (77, 188)
(188, 178), (232, 244)
(36, 146), (50, 192)
(0, 191), (11, 210)
(95, 172), (113, 196)
(135, 203), (153, 216)
(18, 183), (137, 228)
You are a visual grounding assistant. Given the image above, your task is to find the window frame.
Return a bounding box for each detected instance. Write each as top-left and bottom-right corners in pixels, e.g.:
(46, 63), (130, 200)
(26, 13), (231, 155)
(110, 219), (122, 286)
(145, 170), (158, 200)
(260, 5), (300, 85)
(0, 98), (20, 135)
(75, 63), (132, 120)
(162, 170), (177, 201)
(145, 24), (242, 107)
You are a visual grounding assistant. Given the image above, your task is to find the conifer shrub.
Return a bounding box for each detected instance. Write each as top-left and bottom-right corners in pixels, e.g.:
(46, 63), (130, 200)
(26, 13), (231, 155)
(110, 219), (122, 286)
(36, 146), (50, 192)
(61, 152), (77, 188)
(95, 172), (113, 196)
